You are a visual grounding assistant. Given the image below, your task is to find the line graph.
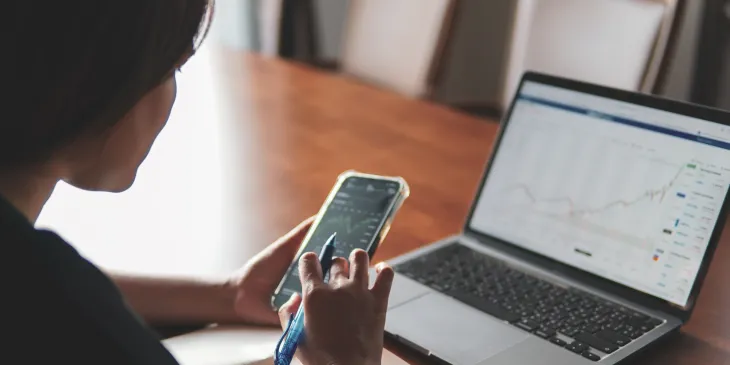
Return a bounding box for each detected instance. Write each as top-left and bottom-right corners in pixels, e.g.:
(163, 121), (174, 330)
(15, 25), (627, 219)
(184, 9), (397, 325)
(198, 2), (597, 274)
(323, 214), (380, 235)
(302, 207), (384, 259)
(505, 164), (686, 218)
(488, 163), (691, 252)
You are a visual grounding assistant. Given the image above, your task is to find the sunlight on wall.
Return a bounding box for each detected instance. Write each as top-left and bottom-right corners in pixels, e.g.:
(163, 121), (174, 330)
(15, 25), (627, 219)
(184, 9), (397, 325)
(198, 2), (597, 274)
(36, 44), (245, 278)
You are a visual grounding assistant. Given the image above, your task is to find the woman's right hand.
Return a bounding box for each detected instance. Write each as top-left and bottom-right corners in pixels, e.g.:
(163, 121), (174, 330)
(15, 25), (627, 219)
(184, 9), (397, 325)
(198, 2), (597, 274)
(278, 249), (394, 365)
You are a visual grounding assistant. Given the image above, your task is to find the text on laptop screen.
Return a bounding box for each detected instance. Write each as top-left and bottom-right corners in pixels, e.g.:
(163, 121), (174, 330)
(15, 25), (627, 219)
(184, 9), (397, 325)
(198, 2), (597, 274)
(470, 81), (730, 307)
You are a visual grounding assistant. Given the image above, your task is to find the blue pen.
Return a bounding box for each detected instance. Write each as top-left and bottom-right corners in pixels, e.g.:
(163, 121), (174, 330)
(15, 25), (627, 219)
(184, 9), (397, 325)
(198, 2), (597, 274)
(275, 233), (337, 365)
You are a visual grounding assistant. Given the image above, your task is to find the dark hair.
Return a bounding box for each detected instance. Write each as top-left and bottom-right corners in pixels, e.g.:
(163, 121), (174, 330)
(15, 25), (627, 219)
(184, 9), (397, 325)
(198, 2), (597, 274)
(1, 1), (214, 169)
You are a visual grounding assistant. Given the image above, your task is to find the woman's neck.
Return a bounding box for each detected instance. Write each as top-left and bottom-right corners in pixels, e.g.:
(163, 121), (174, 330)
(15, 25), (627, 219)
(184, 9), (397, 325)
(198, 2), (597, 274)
(0, 171), (58, 223)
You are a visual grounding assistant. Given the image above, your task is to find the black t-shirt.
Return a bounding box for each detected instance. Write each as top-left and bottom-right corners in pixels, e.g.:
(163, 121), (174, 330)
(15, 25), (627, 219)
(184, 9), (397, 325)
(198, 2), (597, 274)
(1, 195), (180, 365)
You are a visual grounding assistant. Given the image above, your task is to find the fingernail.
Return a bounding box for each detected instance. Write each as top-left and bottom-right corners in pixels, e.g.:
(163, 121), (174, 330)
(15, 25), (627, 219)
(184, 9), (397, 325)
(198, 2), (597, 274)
(375, 262), (386, 273)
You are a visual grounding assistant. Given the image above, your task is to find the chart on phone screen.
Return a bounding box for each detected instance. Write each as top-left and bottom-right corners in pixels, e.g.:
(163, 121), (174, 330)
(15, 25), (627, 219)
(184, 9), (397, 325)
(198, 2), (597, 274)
(305, 206), (384, 259)
(275, 178), (398, 304)
(472, 97), (730, 305)
(287, 178), (397, 281)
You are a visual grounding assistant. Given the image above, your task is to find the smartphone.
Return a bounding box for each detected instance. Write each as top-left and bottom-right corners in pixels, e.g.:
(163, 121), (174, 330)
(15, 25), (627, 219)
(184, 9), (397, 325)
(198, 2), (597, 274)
(271, 170), (410, 310)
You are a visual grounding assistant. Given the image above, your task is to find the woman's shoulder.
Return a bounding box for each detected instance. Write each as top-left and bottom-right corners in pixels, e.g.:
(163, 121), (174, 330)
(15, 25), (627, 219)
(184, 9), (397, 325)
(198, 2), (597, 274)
(0, 196), (86, 274)
(0, 198), (179, 364)
(0, 194), (120, 309)
(0, 195), (126, 313)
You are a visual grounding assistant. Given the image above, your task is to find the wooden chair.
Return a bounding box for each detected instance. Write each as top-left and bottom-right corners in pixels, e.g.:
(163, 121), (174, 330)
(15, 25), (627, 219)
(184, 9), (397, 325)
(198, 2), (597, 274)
(338, 0), (458, 98)
(258, 0), (319, 63)
(500, 0), (686, 109)
(691, 0), (728, 107)
(257, 0), (284, 57)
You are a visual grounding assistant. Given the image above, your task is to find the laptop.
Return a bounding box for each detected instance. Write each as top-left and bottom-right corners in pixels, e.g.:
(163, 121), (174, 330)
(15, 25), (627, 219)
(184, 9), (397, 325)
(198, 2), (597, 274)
(377, 72), (730, 364)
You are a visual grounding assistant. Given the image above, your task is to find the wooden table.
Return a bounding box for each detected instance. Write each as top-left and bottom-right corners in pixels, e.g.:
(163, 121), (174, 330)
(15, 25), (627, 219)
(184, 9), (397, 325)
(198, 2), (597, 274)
(205, 48), (730, 365)
(41, 47), (730, 364)
(210, 49), (497, 260)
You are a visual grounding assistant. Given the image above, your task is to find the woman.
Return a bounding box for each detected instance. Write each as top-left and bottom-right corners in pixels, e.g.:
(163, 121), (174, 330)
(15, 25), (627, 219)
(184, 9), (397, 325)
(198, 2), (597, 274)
(3, 2), (394, 365)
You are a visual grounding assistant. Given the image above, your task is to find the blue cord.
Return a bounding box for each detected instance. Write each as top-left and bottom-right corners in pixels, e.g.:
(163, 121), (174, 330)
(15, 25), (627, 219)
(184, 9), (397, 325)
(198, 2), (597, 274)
(274, 314), (295, 365)
(274, 234), (337, 365)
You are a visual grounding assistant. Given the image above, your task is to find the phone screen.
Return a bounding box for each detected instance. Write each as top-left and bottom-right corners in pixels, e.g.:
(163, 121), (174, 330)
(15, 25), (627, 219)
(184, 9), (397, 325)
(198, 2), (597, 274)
(272, 175), (402, 309)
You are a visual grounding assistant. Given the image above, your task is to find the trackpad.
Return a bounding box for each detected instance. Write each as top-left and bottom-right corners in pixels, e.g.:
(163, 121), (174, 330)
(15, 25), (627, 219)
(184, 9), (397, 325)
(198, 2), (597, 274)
(386, 293), (529, 365)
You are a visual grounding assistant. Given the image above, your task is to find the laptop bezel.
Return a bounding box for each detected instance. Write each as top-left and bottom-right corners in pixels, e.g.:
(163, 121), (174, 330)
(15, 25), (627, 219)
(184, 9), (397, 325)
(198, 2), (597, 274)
(461, 71), (730, 322)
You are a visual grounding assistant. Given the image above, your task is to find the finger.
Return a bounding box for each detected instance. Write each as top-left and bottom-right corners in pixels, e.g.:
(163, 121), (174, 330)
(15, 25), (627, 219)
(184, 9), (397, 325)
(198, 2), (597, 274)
(254, 217), (315, 277)
(278, 293), (302, 329)
(270, 216), (315, 255)
(370, 262), (395, 313)
(349, 249), (370, 286)
(329, 257), (349, 284)
(298, 252), (324, 295)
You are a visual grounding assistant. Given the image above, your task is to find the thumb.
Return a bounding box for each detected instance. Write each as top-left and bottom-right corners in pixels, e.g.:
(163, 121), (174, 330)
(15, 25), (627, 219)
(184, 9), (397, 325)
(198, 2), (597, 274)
(255, 217), (315, 277)
(268, 217), (315, 258)
(278, 293), (302, 330)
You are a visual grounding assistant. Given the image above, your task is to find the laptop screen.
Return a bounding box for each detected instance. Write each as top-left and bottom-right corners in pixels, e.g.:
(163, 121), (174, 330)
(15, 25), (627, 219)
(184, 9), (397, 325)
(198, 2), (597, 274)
(470, 80), (730, 307)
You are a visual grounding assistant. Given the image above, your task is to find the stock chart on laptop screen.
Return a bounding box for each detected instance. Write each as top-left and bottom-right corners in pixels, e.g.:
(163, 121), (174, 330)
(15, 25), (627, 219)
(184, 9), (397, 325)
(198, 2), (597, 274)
(470, 81), (730, 307)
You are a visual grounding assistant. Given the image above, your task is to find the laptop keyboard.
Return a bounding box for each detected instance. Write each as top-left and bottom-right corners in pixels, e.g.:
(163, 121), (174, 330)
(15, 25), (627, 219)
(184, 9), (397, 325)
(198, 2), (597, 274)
(393, 243), (665, 362)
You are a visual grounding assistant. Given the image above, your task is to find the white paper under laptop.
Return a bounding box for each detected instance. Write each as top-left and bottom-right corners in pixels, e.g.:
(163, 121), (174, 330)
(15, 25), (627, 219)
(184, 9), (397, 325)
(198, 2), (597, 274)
(163, 325), (410, 365)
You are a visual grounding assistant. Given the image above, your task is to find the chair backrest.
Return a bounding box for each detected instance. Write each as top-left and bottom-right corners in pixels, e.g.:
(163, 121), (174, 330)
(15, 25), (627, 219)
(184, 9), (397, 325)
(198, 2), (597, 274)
(500, 0), (683, 109)
(642, 0), (686, 94)
(258, 0), (319, 62)
(258, 0), (284, 56)
(339, 0), (457, 98)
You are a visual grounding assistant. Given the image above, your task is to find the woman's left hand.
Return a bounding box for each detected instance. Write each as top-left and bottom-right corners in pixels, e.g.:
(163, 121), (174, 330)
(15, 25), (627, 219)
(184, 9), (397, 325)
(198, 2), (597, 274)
(226, 217), (314, 325)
